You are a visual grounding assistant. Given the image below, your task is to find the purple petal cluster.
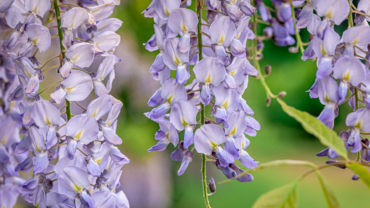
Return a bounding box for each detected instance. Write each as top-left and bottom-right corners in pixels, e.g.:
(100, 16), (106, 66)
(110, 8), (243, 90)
(0, 1), (129, 207)
(253, 0), (297, 47)
(296, 0), (370, 166)
(143, 0), (259, 182)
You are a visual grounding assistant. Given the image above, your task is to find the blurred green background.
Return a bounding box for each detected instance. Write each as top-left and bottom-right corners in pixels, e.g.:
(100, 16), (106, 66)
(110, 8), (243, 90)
(109, 0), (369, 208)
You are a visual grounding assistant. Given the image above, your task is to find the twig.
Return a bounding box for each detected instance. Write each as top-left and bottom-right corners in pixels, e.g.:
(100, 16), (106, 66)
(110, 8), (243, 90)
(202, 8), (227, 16)
(74, 101), (86, 111)
(37, 80), (63, 95)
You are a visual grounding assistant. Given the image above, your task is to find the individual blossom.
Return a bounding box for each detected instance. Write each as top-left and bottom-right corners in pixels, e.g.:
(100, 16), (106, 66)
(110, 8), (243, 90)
(154, 0), (181, 20)
(212, 85), (239, 128)
(339, 25), (370, 56)
(345, 108), (370, 153)
(65, 114), (99, 159)
(333, 55), (366, 104)
(50, 70), (94, 106)
(146, 78), (187, 120)
(312, 27), (340, 79)
(162, 38), (190, 84)
(61, 7), (89, 49)
(194, 124), (234, 167)
(148, 119), (179, 152)
(316, 76), (339, 129)
(193, 57), (226, 105)
(209, 16), (236, 65)
(58, 166), (95, 207)
(296, 0), (318, 28)
(314, 0), (349, 39)
(170, 100), (198, 148)
(31, 100), (60, 149)
(59, 43), (95, 78)
(167, 8), (198, 52)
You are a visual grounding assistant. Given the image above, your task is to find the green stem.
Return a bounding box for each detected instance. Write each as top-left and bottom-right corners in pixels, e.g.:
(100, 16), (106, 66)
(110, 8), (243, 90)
(252, 14), (276, 99)
(348, 0), (354, 28)
(289, 0), (304, 54)
(196, 0), (211, 207)
(53, 0), (71, 121)
(347, 1), (358, 110)
(355, 88), (359, 110)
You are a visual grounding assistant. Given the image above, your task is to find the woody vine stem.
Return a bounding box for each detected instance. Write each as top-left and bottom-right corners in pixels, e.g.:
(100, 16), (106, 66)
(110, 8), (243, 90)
(53, 0), (71, 121)
(196, 0), (211, 207)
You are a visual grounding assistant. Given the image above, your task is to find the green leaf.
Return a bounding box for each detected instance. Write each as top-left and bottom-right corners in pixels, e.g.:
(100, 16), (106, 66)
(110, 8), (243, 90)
(277, 99), (348, 160)
(252, 181), (299, 208)
(314, 171), (341, 208)
(254, 160), (317, 170)
(347, 163), (370, 189)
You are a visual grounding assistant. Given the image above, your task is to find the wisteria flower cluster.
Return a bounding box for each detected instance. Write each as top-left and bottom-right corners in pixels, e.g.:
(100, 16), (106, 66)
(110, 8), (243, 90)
(253, 0), (370, 179)
(292, 0), (370, 170)
(0, 0), (130, 207)
(142, 0), (261, 200)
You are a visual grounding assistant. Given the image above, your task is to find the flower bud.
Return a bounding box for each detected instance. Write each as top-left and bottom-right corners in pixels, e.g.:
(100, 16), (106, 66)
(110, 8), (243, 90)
(208, 178), (216, 193)
(277, 91), (287, 98)
(205, 120), (212, 124)
(295, 9), (301, 17)
(352, 174), (360, 181)
(248, 22), (254, 30)
(325, 160), (346, 169)
(256, 52), (263, 60)
(266, 97), (271, 106)
(355, 10), (366, 25)
(43, 178), (53, 191)
(263, 27), (273, 38)
(288, 47), (298, 53)
(265, 65), (271, 76)
(257, 42), (264, 51)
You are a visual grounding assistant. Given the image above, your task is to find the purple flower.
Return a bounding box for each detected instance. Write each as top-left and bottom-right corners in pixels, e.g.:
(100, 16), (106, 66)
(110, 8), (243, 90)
(148, 120), (179, 152)
(0, 1), (129, 207)
(317, 76), (339, 129)
(25, 24), (51, 53)
(154, 0), (181, 20)
(333, 55), (366, 104)
(213, 85), (239, 127)
(24, 0), (51, 18)
(58, 166), (95, 207)
(163, 38), (190, 84)
(65, 114), (99, 159)
(146, 78), (187, 120)
(346, 108), (370, 153)
(315, 0), (349, 39)
(168, 8), (198, 52)
(240, 0), (256, 16)
(143, 0), (260, 185)
(209, 16), (236, 65)
(170, 100), (198, 148)
(51, 70), (94, 105)
(194, 124), (234, 167)
(59, 43), (95, 78)
(312, 27), (339, 79)
(193, 57), (226, 105)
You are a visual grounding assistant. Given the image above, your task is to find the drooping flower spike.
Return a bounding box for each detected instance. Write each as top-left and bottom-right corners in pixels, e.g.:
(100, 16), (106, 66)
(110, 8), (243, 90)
(292, 0), (370, 170)
(0, 1), (129, 207)
(143, 0), (260, 189)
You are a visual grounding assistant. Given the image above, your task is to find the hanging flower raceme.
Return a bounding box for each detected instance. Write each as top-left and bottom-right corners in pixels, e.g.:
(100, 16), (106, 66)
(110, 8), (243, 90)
(143, 0), (260, 193)
(282, 0), (370, 180)
(0, 1), (130, 207)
